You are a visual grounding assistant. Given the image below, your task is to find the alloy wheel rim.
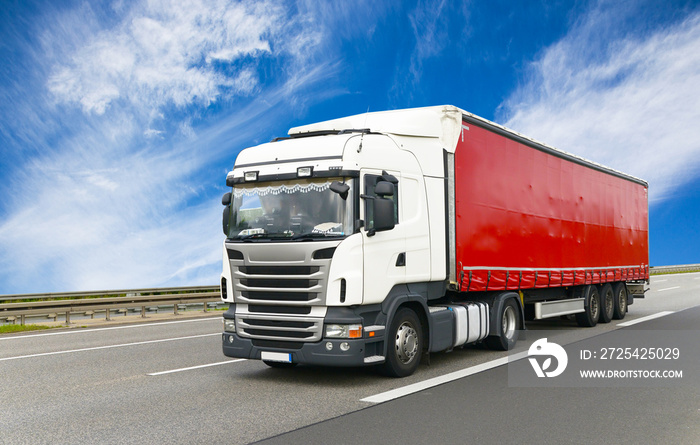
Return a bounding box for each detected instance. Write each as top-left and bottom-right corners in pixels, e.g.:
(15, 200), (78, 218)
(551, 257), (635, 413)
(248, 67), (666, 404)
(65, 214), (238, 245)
(395, 322), (418, 364)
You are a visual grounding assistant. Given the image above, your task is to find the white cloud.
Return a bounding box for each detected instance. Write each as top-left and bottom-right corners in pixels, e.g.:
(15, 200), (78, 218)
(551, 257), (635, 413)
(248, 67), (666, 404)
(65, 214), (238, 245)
(0, 104), (262, 292)
(499, 6), (700, 202)
(47, 0), (286, 115)
(0, 0), (339, 294)
(407, 0), (448, 83)
(389, 0), (469, 102)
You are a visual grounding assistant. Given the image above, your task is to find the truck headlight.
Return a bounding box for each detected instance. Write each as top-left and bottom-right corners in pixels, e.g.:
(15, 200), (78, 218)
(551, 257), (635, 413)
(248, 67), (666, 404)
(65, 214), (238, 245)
(224, 318), (236, 333)
(324, 324), (362, 339)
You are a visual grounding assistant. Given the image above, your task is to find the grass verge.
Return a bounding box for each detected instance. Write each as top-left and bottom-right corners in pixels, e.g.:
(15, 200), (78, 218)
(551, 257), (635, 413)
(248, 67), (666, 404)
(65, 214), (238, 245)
(650, 269), (700, 276)
(0, 324), (54, 335)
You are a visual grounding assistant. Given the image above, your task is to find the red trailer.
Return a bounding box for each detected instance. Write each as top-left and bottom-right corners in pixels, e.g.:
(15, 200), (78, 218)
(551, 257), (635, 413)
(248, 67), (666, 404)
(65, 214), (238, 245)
(454, 117), (649, 292)
(448, 113), (648, 331)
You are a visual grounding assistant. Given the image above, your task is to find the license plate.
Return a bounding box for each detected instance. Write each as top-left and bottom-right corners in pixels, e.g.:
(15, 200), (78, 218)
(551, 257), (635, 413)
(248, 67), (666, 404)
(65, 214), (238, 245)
(261, 351), (292, 363)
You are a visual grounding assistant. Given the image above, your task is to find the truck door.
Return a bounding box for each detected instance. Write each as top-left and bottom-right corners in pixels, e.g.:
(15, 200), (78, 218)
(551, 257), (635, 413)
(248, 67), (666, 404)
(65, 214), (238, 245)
(361, 169), (406, 305)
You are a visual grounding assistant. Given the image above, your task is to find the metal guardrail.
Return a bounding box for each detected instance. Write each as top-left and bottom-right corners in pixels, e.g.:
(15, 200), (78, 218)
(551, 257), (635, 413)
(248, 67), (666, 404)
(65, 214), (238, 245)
(650, 264), (700, 275)
(0, 285), (223, 325)
(2, 265), (697, 324)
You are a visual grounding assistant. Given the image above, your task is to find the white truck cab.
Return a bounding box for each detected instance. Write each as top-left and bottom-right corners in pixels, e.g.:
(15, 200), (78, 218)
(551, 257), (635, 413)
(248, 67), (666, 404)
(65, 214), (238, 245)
(221, 107), (463, 376)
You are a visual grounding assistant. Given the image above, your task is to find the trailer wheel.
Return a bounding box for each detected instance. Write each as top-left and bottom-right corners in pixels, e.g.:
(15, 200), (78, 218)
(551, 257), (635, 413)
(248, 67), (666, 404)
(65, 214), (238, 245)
(575, 285), (600, 327)
(598, 284), (614, 323)
(263, 361), (298, 369)
(485, 299), (520, 351)
(381, 307), (423, 377)
(612, 282), (628, 320)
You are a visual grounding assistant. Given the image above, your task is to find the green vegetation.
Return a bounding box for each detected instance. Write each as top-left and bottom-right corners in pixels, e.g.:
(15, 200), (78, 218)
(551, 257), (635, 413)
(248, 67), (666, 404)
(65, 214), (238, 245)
(0, 324), (53, 334)
(650, 269), (700, 276)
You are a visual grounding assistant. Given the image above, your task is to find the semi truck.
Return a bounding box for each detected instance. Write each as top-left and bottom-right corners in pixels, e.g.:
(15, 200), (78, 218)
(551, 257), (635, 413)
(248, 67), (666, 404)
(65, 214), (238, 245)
(220, 105), (649, 377)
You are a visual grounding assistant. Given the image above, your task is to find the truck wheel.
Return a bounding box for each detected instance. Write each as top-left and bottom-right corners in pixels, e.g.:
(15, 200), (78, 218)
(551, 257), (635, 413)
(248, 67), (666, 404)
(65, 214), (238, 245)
(263, 361), (298, 369)
(575, 285), (600, 327)
(612, 282), (628, 320)
(485, 299), (520, 351)
(381, 307), (423, 377)
(598, 284), (614, 323)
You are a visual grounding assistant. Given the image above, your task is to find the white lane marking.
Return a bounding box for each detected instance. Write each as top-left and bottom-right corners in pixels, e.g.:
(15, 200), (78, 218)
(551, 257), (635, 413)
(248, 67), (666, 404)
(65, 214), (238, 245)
(0, 333), (220, 362)
(361, 351), (529, 404)
(0, 317), (221, 341)
(652, 279), (667, 283)
(148, 359), (246, 376)
(657, 286), (680, 292)
(617, 311), (675, 327)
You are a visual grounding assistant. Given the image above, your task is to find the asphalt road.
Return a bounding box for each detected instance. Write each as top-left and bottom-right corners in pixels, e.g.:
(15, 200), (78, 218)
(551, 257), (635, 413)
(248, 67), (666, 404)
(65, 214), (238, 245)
(1, 273), (698, 444)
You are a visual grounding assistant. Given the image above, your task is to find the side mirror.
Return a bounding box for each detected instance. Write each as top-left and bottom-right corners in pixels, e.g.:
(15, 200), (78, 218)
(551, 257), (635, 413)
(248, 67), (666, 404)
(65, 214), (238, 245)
(370, 197), (395, 235)
(222, 205), (231, 236)
(330, 181), (350, 200)
(380, 170), (398, 184)
(374, 181), (394, 197)
(222, 192), (232, 206)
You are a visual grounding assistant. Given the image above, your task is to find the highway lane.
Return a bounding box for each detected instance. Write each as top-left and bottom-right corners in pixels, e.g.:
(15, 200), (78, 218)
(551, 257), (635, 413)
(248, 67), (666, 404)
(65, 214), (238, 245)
(258, 273), (700, 445)
(258, 306), (700, 445)
(1, 273), (698, 444)
(0, 317), (222, 359)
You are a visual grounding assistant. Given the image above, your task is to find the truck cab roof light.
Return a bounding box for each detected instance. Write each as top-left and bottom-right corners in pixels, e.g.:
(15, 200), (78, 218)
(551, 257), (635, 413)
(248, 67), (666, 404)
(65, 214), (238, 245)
(297, 166), (313, 178)
(244, 171), (258, 182)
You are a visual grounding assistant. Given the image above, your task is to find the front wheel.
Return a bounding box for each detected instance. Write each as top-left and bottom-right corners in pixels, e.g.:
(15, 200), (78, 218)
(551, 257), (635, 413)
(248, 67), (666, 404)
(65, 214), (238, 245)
(485, 299), (521, 351)
(381, 307), (423, 377)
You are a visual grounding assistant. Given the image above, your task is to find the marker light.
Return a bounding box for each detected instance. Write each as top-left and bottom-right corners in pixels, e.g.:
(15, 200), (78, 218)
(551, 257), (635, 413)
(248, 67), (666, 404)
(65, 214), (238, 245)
(244, 171), (258, 181)
(297, 166), (313, 177)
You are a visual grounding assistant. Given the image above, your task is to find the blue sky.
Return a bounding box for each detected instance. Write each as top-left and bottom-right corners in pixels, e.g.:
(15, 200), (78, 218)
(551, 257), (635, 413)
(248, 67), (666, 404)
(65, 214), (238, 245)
(1, 0), (699, 294)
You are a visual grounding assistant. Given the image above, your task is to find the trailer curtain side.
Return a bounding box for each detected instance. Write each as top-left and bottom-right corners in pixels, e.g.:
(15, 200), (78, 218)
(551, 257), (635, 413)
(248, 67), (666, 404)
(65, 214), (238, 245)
(453, 119), (649, 292)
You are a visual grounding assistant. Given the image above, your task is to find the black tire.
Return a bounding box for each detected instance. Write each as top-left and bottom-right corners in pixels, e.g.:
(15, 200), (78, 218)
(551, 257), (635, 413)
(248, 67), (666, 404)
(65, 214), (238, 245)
(485, 299), (521, 351)
(576, 285), (600, 327)
(381, 307), (423, 377)
(263, 360), (298, 369)
(598, 284), (614, 323)
(612, 282), (628, 320)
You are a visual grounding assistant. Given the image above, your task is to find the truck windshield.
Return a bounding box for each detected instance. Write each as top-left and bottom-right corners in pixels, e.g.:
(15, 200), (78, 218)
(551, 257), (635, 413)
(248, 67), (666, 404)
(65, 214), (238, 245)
(228, 178), (354, 240)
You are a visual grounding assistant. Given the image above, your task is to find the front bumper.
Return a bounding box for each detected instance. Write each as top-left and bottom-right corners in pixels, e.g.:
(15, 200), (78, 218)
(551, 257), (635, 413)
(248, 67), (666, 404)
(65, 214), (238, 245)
(222, 332), (384, 367)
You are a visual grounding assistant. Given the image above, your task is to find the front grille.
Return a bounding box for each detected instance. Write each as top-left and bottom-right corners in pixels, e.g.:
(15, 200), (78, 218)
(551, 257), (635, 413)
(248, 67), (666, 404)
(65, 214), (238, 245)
(239, 266), (319, 275)
(242, 291), (317, 302)
(232, 256), (327, 306)
(244, 319), (315, 329)
(240, 278), (318, 288)
(226, 240), (336, 342)
(248, 305), (312, 315)
(245, 329), (313, 339)
(236, 313), (323, 342)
